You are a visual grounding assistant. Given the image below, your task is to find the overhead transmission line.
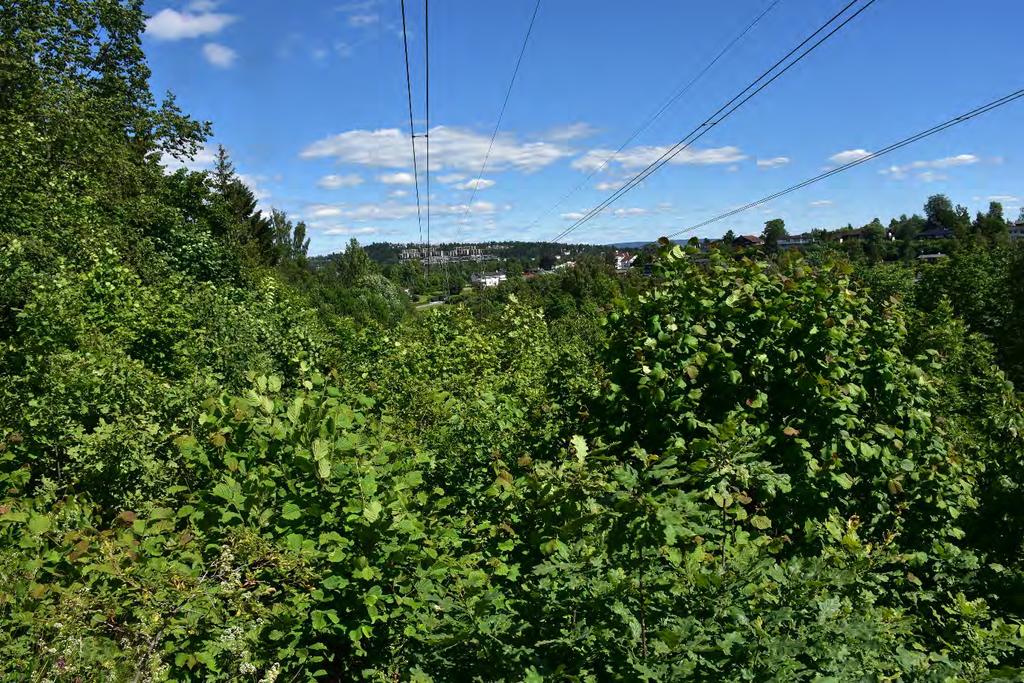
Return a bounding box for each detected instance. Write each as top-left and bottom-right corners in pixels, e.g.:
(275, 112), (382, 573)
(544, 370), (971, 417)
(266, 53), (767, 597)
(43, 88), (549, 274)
(526, 0), (782, 232)
(455, 0), (543, 235)
(550, 0), (877, 244)
(665, 88), (1024, 239)
(425, 0), (431, 269)
(399, 0), (425, 255)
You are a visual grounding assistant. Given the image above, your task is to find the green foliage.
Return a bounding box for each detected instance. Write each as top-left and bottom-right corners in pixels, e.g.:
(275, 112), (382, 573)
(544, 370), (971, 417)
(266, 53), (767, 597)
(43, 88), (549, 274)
(3, 1), (1024, 679)
(915, 245), (1024, 383)
(761, 218), (786, 253)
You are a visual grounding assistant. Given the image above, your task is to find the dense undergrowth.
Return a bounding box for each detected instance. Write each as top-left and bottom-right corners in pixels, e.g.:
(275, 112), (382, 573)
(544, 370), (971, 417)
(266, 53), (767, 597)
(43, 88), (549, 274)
(3, 2), (1024, 680)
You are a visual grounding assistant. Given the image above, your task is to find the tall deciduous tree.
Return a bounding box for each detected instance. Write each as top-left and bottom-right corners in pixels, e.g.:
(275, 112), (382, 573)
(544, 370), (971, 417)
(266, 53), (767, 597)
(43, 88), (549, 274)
(863, 217), (885, 261)
(762, 218), (786, 253)
(974, 201), (1009, 243)
(336, 238), (373, 286)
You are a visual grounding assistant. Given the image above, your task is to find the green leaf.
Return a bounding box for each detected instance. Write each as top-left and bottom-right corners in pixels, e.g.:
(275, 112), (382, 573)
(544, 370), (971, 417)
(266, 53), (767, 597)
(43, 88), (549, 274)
(570, 435), (588, 464)
(363, 500), (382, 523)
(317, 456), (331, 480)
(750, 515), (772, 530)
(282, 502), (302, 520)
(831, 472), (854, 490)
(27, 514), (51, 534)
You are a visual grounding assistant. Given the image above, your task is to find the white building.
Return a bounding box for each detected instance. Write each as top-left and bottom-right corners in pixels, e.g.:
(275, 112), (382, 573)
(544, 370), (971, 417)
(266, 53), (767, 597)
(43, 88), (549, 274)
(777, 233), (815, 248)
(471, 271), (507, 288)
(614, 251), (637, 272)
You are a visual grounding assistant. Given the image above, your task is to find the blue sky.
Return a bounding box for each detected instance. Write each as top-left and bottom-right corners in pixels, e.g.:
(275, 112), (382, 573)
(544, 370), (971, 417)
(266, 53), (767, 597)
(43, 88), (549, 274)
(145, 0), (1024, 255)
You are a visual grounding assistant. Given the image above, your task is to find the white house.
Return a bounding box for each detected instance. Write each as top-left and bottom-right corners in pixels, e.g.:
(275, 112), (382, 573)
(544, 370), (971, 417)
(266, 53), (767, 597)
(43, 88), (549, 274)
(614, 251), (637, 272)
(471, 271), (507, 288)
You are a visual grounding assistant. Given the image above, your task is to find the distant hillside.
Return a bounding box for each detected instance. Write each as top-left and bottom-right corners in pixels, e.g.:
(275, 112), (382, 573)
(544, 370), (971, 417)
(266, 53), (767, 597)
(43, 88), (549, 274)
(607, 240), (658, 249)
(335, 240), (615, 265)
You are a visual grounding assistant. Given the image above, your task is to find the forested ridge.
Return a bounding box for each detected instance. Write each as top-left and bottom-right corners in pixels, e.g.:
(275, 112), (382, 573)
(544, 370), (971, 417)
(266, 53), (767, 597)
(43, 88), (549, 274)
(3, 2), (1024, 681)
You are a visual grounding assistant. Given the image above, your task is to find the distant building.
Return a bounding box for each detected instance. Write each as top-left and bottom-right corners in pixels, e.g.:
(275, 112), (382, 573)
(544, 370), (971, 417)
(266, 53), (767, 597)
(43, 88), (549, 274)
(1010, 221), (1024, 241)
(614, 251), (637, 272)
(399, 244), (496, 264)
(733, 235), (762, 248)
(916, 225), (953, 240)
(836, 229), (868, 243)
(836, 227), (894, 243)
(777, 233), (814, 248)
(450, 245), (483, 258)
(917, 253), (947, 262)
(471, 271), (507, 288)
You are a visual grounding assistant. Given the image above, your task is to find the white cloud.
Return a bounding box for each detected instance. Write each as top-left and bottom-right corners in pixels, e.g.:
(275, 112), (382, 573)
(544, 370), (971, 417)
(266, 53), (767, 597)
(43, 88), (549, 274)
(317, 173), (364, 189)
(310, 205), (344, 218)
(322, 225), (380, 236)
(202, 42), (237, 68)
(348, 13), (379, 27)
(455, 178), (495, 191)
(612, 207), (648, 217)
(595, 180), (625, 191)
(188, 0), (220, 11)
(809, 199), (833, 207)
(930, 154), (981, 168)
(389, 189), (409, 198)
(438, 173), (466, 183)
(917, 171), (947, 183)
(377, 171), (417, 185)
(561, 211), (587, 221)
(828, 149), (872, 165)
(160, 144), (217, 172)
(301, 125), (572, 173)
(306, 200), (498, 223)
(145, 8), (236, 40)
(880, 154), (979, 180)
(756, 156), (790, 168)
(571, 145), (746, 172)
(543, 123), (599, 142)
(336, 1), (381, 14)
(988, 195), (1020, 203)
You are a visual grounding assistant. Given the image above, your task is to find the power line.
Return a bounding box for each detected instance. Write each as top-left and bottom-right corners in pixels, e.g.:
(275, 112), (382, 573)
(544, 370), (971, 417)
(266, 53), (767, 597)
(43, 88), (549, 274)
(399, 0), (425, 255)
(551, 0), (869, 242)
(425, 0), (431, 272)
(526, 0), (782, 232)
(456, 0), (543, 235)
(550, 0), (876, 243)
(665, 88), (1024, 239)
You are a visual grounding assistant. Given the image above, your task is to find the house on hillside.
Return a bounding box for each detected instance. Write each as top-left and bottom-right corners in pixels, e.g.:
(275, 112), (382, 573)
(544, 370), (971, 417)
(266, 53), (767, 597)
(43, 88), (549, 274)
(732, 235), (762, 248)
(778, 233), (814, 248)
(837, 228), (866, 243)
(1010, 221), (1024, 241)
(614, 251), (637, 272)
(917, 225), (953, 240)
(471, 271), (507, 288)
